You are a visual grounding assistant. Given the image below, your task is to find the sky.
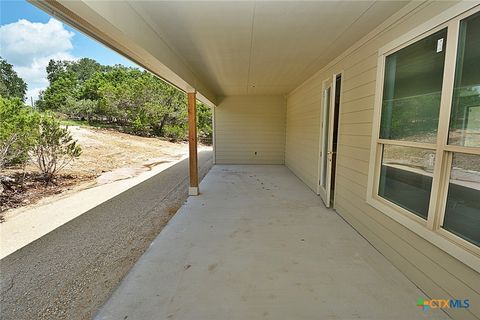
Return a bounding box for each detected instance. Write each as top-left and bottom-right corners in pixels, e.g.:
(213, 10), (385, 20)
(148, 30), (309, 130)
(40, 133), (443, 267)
(0, 0), (139, 103)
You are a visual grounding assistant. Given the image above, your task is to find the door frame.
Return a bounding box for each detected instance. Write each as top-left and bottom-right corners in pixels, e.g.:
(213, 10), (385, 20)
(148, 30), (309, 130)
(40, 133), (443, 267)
(317, 72), (343, 208)
(317, 77), (333, 205)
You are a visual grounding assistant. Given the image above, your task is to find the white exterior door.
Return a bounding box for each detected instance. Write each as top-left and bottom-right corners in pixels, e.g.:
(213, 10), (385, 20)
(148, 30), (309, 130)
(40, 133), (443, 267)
(318, 78), (336, 207)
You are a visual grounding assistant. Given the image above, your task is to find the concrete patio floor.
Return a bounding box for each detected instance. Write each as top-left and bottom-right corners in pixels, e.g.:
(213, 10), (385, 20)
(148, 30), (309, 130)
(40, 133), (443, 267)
(95, 165), (449, 320)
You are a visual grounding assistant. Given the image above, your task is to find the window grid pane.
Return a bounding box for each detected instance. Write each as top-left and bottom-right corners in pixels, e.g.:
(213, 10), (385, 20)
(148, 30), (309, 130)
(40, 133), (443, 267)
(448, 12), (480, 148)
(380, 28), (447, 144)
(378, 145), (435, 220)
(442, 153), (480, 246)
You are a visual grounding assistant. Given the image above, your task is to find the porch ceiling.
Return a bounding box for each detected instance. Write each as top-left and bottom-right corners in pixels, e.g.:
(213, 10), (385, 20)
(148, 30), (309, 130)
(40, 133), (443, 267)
(33, 1), (409, 103)
(130, 1), (409, 96)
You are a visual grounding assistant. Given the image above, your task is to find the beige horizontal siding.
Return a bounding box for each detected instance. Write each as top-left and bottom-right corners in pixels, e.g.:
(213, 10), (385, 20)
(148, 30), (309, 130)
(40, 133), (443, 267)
(343, 53), (378, 81)
(338, 134), (372, 149)
(215, 96), (286, 164)
(285, 1), (480, 319)
(285, 78), (322, 190)
(341, 109), (374, 125)
(341, 95), (375, 114)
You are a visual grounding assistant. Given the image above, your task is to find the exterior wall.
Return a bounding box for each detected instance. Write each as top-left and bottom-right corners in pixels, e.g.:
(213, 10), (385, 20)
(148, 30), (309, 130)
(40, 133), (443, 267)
(215, 96), (286, 164)
(285, 79), (321, 190)
(285, 2), (480, 320)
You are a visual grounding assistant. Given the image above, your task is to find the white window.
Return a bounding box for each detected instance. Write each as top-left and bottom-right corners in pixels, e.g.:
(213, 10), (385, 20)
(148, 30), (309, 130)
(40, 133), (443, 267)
(368, 4), (480, 271)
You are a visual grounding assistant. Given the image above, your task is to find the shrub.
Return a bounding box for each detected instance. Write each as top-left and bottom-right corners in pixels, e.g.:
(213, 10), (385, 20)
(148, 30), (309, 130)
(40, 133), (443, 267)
(130, 115), (150, 136)
(197, 102), (212, 145)
(163, 123), (187, 142)
(0, 97), (39, 169)
(61, 98), (97, 122)
(31, 111), (82, 183)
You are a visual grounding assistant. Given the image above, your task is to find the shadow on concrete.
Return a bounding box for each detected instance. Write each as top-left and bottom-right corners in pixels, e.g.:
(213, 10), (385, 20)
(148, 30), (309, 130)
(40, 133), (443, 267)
(0, 150), (213, 320)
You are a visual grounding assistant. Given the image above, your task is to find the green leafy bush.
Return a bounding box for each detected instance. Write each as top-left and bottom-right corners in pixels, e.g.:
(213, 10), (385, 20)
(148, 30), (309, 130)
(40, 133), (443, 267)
(31, 111), (82, 183)
(163, 124), (188, 142)
(0, 96), (39, 168)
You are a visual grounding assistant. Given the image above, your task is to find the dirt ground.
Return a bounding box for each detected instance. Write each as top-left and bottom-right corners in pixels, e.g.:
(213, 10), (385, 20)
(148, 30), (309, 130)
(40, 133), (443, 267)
(0, 126), (207, 219)
(65, 126), (191, 177)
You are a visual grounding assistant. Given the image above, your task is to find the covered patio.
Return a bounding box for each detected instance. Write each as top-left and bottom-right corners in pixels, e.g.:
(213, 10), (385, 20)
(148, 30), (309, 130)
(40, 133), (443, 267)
(26, 1), (480, 319)
(95, 165), (447, 320)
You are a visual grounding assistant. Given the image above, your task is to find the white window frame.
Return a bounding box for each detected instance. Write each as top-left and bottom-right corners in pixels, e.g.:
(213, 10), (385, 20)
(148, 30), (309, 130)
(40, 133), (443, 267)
(367, 2), (480, 273)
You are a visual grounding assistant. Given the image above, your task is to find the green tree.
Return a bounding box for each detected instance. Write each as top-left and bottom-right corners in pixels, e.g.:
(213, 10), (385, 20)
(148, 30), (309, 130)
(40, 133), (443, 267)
(97, 68), (188, 138)
(39, 58), (212, 142)
(47, 58), (107, 84)
(0, 57), (27, 101)
(46, 59), (70, 83)
(69, 58), (104, 83)
(39, 70), (78, 111)
(40, 58), (106, 111)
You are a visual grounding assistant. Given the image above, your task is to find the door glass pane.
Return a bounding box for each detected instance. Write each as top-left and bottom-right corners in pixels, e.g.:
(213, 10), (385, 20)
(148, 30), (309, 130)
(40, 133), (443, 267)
(379, 145), (436, 219)
(320, 87), (331, 189)
(448, 13), (480, 147)
(443, 153), (480, 247)
(380, 29), (447, 143)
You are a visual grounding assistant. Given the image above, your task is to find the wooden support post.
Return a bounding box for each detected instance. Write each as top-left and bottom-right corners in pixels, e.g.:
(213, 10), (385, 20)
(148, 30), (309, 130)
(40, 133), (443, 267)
(188, 91), (199, 196)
